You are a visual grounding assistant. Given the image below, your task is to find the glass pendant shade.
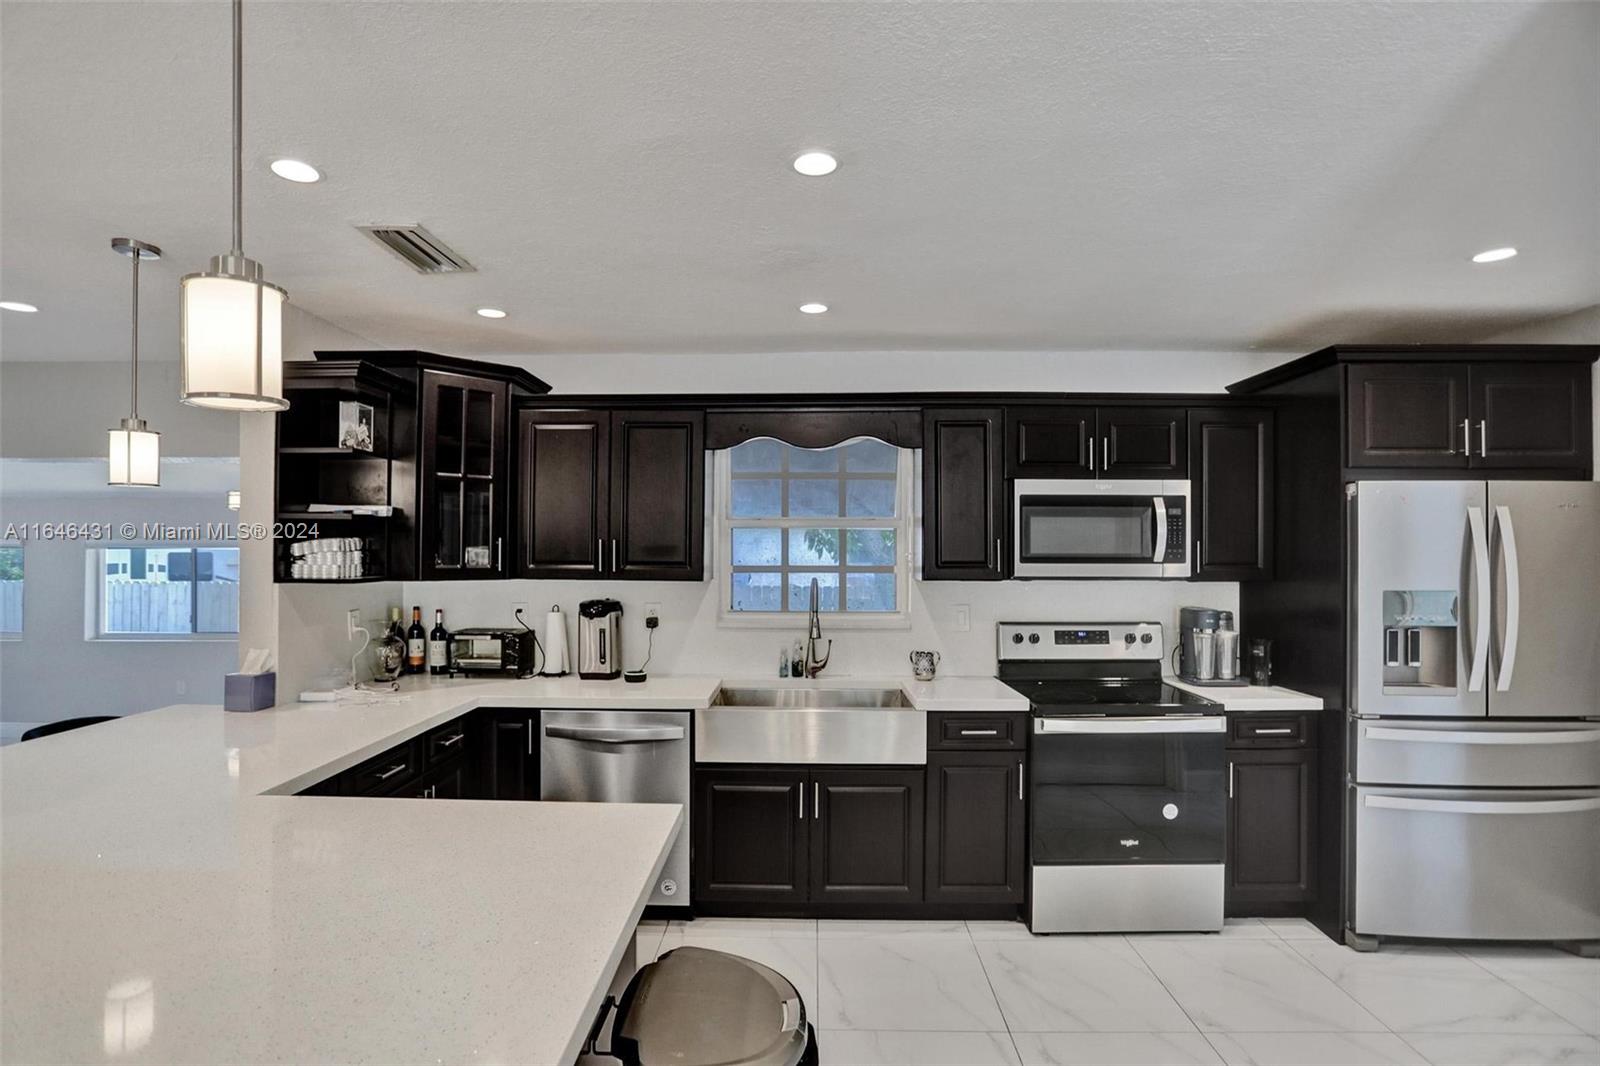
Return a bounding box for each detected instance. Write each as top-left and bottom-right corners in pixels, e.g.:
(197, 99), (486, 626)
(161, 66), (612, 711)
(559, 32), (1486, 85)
(108, 419), (161, 487)
(180, 266), (287, 411)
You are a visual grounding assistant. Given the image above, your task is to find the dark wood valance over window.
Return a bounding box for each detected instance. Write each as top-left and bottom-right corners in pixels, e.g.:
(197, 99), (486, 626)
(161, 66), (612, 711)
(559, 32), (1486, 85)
(705, 409), (923, 451)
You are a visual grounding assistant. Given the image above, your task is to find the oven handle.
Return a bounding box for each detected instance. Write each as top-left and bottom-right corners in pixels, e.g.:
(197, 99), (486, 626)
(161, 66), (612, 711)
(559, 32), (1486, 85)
(1364, 794), (1600, 816)
(544, 725), (686, 745)
(1035, 716), (1225, 735)
(1151, 497), (1167, 564)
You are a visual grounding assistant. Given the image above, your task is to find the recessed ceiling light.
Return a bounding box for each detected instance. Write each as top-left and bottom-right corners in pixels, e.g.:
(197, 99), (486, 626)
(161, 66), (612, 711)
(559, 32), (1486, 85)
(0, 300), (38, 313)
(1471, 246), (1518, 264)
(792, 151), (838, 177)
(475, 307), (507, 319)
(270, 158), (322, 183)
(799, 302), (828, 314)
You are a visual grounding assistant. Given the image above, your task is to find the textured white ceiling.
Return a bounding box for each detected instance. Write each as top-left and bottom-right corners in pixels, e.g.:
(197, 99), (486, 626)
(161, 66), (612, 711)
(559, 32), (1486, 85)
(2, 0), (1597, 363)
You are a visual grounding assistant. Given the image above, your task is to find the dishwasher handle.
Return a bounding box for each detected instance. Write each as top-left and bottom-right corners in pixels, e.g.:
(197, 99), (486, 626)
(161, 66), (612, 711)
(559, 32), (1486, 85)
(543, 724), (686, 745)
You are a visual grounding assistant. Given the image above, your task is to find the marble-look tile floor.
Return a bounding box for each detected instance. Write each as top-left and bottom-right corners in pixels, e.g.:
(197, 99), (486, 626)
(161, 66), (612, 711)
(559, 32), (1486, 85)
(636, 917), (1600, 1066)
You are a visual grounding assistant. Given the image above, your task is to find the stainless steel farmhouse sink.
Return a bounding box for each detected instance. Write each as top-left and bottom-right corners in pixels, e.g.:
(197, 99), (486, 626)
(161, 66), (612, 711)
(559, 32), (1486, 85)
(697, 686), (924, 764)
(714, 686), (911, 710)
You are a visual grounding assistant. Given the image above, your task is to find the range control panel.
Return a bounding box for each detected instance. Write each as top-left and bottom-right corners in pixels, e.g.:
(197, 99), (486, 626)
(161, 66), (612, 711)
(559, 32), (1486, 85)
(997, 622), (1165, 661)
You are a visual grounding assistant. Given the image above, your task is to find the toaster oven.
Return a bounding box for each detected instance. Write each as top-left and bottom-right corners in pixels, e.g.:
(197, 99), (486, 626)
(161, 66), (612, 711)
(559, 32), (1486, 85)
(447, 628), (537, 678)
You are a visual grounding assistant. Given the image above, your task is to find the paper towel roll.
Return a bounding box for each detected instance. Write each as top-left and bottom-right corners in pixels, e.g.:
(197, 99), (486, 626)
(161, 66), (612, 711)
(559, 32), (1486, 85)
(541, 605), (570, 676)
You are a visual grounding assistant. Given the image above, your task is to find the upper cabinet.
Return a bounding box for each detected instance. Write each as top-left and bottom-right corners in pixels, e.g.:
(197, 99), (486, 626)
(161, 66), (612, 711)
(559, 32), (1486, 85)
(1469, 363), (1591, 472)
(922, 407), (1005, 580)
(1006, 405), (1187, 479)
(1346, 363), (1470, 469)
(516, 407), (705, 581)
(1190, 407), (1274, 581)
(420, 370), (510, 579)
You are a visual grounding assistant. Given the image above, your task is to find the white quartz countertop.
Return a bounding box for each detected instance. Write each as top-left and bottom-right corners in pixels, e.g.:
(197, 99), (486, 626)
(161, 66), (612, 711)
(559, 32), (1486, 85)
(1164, 675), (1324, 711)
(0, 685), (685, 1066)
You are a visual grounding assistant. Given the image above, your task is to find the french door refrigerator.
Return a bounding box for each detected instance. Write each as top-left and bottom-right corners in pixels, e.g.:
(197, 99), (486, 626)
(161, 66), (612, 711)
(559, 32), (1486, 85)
(1348, 480), (1600, 951)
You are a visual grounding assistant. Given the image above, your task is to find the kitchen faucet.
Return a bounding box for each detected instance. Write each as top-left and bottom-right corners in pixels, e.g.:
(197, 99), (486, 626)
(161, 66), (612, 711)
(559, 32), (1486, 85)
(804, 577), (832, 678)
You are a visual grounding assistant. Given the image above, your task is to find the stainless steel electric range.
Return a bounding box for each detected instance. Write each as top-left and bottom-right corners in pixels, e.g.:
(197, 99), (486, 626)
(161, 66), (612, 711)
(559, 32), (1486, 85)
(997, 621), (1227, 934)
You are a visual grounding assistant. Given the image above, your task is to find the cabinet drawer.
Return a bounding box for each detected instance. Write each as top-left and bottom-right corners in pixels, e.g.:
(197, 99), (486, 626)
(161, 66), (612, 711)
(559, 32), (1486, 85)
(928, 712), (1028, 750)
(426, 719), (469, 764)
(347, 738), (424, 795)
(1229, 714), (1313, 747)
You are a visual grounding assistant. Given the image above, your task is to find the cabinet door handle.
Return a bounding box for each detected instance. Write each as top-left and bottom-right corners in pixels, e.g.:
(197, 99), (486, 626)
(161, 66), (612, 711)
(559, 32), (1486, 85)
(1018, 760), (1025, 801)
(813, 782), (820, 819)
(374, 762), (408, 781)
(798, 785), (804, 820)
(612, 538), (618, 573)
(994, 537), (1001, 570)
(1460, 418), (1470, 456)
(1478, 420), (1487, 458)
(1228, 760), (1235, 799)
(597, 538), (605, 573)
(495, 537), (502, 571)
(1102, 436), (1109, 471)
(1194, 539), (1201, 571)
(528, 718), (534, 756)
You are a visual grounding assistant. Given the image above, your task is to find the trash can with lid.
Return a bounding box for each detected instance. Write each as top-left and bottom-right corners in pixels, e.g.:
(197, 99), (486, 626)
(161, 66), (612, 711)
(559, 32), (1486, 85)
(595, 945), (819, 1066)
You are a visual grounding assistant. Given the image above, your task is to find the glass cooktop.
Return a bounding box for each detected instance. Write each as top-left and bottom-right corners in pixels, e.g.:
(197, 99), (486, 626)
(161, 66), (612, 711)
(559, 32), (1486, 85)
(1000, 678), (1218, 715)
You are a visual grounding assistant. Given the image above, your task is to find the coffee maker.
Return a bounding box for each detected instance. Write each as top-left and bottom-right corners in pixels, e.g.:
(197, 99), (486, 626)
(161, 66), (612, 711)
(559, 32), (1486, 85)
(578, 599), (623, 680)
(1176, 606), (1245, 686)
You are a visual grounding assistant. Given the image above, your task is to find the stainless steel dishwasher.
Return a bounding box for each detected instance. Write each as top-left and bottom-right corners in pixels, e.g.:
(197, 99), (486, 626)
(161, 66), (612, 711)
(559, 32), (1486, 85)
(539, 708), (691, 907)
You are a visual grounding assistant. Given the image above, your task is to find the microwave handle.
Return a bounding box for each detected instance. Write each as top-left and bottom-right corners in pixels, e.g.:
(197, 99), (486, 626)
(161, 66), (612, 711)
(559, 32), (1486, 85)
(1151, 497), (1167, 564)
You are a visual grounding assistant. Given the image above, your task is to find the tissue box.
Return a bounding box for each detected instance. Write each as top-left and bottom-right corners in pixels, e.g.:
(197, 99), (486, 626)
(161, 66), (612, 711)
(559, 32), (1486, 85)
(224, 672), (277, 712)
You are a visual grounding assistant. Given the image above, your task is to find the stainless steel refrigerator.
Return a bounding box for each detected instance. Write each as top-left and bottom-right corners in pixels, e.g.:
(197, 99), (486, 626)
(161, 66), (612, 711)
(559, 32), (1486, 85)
(1347, 480), (1600, 951)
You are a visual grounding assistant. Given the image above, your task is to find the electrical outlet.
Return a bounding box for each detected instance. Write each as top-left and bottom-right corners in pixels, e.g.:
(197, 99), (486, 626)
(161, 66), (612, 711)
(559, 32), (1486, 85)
(954, 604), (971, 632)
(644, 602), (661, 624)
(511, 601), (530, 625)
(346, 608), (362, 640)
(176, 679), (188, 696)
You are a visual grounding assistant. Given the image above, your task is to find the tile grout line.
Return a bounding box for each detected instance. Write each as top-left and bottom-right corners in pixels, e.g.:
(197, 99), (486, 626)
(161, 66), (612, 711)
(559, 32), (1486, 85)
(1123, 933), (1218, 1045)
(964, 920), (1026, 1065)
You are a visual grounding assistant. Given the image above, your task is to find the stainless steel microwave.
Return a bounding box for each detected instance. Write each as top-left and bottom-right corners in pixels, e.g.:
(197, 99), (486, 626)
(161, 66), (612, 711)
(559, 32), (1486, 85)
(1012, 479), (1191, 579)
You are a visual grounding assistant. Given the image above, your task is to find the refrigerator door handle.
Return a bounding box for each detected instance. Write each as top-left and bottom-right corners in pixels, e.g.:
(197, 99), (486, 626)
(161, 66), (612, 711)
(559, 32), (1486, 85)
(1364, 794), (1600, 816)
(1493, 504), (1520, 693)
(1466, 505), (1491, 693)
(1362, 724), (1600, 745)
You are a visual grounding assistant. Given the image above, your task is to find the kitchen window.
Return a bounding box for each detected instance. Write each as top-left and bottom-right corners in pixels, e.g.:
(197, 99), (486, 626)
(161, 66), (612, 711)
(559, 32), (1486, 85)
(0, 545), (22, 636)
(90, 547), (240, 638)
(715, 437), (912, 627)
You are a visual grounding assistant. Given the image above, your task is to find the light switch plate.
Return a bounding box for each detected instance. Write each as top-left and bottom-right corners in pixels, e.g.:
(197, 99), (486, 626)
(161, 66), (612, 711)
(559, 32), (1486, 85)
(954, 604), (971, 632)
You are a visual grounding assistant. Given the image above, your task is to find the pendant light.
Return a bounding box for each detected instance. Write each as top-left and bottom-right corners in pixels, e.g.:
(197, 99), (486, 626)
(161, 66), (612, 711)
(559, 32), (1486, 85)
(108, 238), (162, 487)
(180, 0), (288, 412)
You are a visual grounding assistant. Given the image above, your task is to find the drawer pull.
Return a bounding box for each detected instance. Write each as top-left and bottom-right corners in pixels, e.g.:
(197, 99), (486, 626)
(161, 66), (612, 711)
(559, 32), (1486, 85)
(1252, 727), (1293, 736)
(374, 762), (408, 781)
(437, 733), (465, 748)
(959, 728), (1000, 737)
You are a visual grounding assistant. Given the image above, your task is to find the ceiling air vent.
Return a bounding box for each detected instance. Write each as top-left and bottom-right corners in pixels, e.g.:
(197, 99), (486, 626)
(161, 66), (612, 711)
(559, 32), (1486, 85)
(357, 224), (476, 274)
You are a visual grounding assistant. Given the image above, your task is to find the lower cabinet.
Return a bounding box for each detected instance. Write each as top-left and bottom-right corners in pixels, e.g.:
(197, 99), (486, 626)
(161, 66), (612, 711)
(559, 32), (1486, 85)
(693, 766), (923, 909)
(924, 752), (1026, 905)
(473, 710), (538, 800)
(1226, 742), (1317, 911)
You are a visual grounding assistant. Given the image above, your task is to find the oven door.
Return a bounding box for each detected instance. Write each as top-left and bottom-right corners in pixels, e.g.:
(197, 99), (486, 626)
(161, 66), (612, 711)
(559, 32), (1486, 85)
(1012, 480), (1190, 578)
(1030, 715), (1226, 865)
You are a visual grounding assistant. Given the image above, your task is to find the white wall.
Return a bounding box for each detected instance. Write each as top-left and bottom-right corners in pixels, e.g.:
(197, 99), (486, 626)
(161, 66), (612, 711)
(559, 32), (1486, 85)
(0, 361), (239, 459)
(0, 486), (238, 736)
(511, 348), (1288, 396)
(1483, 304), (1600, 472)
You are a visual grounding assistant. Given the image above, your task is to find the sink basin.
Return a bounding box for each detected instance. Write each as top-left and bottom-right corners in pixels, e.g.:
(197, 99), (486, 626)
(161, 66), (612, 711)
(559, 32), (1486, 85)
(700, 686), (923, 764)
(714, 686), (910, 709)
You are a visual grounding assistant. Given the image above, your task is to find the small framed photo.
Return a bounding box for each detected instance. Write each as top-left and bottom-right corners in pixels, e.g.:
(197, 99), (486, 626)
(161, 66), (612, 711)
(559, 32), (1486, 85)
(338, 401), (374, 452)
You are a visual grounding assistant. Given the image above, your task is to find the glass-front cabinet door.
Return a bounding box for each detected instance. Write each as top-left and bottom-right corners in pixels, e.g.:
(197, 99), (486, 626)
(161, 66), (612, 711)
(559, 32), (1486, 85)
(420, 370), (507, 579)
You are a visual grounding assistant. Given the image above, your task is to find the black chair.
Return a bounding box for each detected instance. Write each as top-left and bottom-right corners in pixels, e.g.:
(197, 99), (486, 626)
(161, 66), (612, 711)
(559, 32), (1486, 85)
(19, 716), (120, 742)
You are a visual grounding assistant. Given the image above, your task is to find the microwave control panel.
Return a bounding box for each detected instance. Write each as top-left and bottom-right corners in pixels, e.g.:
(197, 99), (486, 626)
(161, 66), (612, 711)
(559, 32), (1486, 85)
(1161, 497), (1187, 563)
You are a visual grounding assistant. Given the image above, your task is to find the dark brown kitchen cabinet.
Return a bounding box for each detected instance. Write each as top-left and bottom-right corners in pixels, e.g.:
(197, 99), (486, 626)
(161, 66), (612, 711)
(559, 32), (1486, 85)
(1469, 362), (1591, 472)
(810, 769), (924, 904)
(924, 752), (1025, 905)
(1098, 406), (1188, 477)
(419, 369), (510, 579)
(610, 409), (705, 580)
(474, 711), (537, 801)
(922, 407), (1005, 580)
(1226, 746), (1317, 910)
(514, 407), (704, 580)
(694, 768), (810, 906)
(1007, 406), (1096, 477)
(1346, 363), (1470, 469)
(516, 409), (610, 577)
(1190, 407), (1274, 581)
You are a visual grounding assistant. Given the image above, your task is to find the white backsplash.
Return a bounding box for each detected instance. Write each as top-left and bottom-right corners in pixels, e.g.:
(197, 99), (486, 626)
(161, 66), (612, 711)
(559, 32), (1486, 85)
(394, 577), (1242, 680)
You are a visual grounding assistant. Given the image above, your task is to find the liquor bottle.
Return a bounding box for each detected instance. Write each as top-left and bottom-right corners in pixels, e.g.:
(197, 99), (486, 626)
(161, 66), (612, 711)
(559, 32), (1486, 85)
(377, 606), (407, 680)
(406, 606), (426, 673)
(428, 609), (450, 675)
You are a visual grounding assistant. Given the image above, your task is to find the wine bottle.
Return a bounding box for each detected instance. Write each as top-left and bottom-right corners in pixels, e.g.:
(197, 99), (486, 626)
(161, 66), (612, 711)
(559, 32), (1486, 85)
(428, 609), (450, 675)
(406, 606), (426, 673)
